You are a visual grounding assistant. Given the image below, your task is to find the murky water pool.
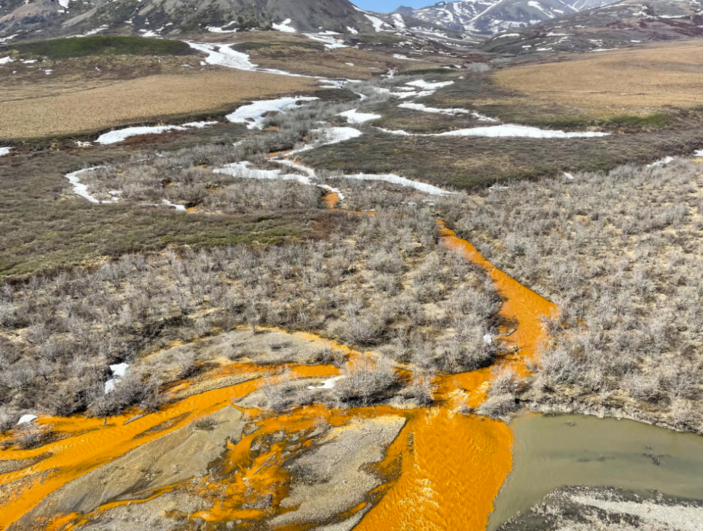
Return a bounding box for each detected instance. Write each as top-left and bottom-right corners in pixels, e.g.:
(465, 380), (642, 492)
(488, 413), (703, 530)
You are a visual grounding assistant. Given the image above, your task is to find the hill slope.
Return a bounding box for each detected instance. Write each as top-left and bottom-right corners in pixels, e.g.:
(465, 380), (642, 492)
(395, 0), (619, 35)
(0, 0), (387, 41)
(482, 0), (703, 54)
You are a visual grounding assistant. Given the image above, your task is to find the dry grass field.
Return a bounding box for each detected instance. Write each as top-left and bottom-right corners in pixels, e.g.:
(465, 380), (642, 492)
(0, 69), (317, 139)
(495, 41), (703, 113)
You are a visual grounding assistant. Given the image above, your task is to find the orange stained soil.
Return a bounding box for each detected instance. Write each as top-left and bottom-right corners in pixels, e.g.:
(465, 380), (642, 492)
(0, 363), (339, 530)
(322, 191), (341, 209)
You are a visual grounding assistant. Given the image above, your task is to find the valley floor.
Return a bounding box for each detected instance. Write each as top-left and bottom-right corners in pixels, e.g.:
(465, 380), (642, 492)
(0, 32), (701, 531)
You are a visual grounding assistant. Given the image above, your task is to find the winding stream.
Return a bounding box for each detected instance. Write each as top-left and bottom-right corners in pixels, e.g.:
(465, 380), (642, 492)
(1, 179), (700, 530)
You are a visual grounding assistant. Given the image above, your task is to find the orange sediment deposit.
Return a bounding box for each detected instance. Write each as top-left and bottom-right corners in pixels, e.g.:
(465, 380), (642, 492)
(267, 149), (293, 158)
(0, 362), (338, 530)
(322, 191), (340, 209)
(190, 405), (352, 524)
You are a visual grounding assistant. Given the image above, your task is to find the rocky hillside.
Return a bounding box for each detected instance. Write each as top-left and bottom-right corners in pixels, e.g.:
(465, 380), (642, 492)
(394, 0), (618, 35)
(482, 0), (703, 54)
(0, 0), (391, 42)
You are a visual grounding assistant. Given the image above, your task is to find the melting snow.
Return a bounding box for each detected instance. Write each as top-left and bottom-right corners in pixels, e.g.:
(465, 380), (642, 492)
(214, 161), (313, 185)
(65, 166), (118, 204)
(0, 57), (14, 65)
(162, 199), (187, 211)
(405, 79), (454, 90)
(338, 108), (381, 123)
(435, 125), (608, 138)
(376, 124), (608, 139)
(105, 363), (130, 394)
(187, 42), (256, 70)
(110, 363), (130, 377)
(226, 97), (318, 129)
(76, 25), (108, 37)
(393, 54), (419, 61)
(340, 173), (452, 196)
(646, 156), (674, 168)
(399, 102), (468, 115)
(17, 414), (38, 425)
(308, 376), (343, 390)
(273, 18), (297, 33)
(315, 127), (363, 145)
(96, 125), (184, 144)
(365, 14), (390, 32)
(0, 147), (11, 156)
(304, 33), (348, 49)
(207, 26), (238, 34)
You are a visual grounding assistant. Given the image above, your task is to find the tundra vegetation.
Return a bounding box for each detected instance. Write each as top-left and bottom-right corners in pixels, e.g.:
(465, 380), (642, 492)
(444, 159), (703, 431)
(0, 201), (501, 439)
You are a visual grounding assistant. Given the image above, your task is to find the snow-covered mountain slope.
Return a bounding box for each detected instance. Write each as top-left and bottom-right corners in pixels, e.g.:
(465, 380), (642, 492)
(482, 0), (703, 54)
(0, 0), (390, 42)
(395, 0), (619, 35)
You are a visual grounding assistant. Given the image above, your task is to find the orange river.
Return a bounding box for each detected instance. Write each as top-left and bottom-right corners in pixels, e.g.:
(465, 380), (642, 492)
(0, 219), (556, 531)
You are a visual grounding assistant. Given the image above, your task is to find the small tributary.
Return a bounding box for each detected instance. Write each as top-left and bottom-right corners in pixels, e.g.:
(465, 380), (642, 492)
(488, 413), (703, 530)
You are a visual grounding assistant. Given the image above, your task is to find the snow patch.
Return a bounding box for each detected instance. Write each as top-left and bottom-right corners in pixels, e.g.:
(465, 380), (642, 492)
(273, 18), (297, 33)
(646, 156), (674, 168)
(365, 14), (390, 32)
(304, 33), (348, 49)
(96, 125), (185, 145)
(308, 376), (343, 390)
(162, 199), (186, 211)
(405, 79), (454, 90)
(65, 166), (118, 204)
(340, 173), (452, 196)
(0, 147), (11, 156)
(225, 97), (318, 129)
(76, 25), (108, 37)
(436, 125), (608, 138)
(399, 102), (468, 115)
(17, 414), (38, 425)
(377, 124), (608, 139)
(337, 108), (381, 123)
(0, 57), (14, 65)
(213, 161), (312, 186)
(187, 42), (256, 70)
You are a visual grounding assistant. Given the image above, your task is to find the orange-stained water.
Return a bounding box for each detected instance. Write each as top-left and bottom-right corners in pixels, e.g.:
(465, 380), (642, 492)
(353, 223), (557, 531)
(438, 221), (557, 365)
(0, 219), (557, 531)
(355, 409), (513, 531)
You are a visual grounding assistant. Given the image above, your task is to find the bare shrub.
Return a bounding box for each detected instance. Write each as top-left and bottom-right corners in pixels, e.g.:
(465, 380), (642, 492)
(334, 355), (398, 406)
(13, 423), (54, 450)
(191, 416), (218, 431)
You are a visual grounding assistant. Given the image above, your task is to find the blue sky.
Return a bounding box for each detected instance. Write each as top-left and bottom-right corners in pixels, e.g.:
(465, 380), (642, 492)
(352, 0), (431, 12)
